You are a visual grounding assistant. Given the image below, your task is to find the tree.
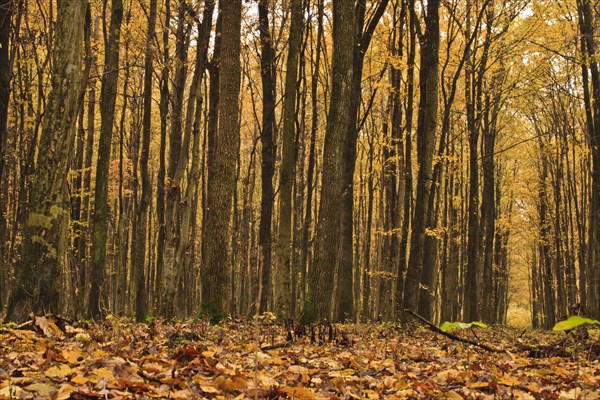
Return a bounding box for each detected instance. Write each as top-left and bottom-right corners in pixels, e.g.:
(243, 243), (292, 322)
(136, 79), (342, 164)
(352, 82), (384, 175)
(5, 0), (87, 322)
(89, 0), (124, 319)
(0, 0), (13, 311)
(402, 0), (440, 315)
(337, 0), (389, 322)
(131, 0), (157, 322)
(276, 0), (303, 319)
(257, 0), (276, 314)
(577, 0), (600, 319)
(303, 0), (355, 323)
(201, 0), (241, 322)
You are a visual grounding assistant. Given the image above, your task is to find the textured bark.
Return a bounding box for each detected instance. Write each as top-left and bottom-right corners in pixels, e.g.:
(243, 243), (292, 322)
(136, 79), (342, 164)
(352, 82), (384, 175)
(0, 0), (13, 312)
(338, 0), (389, 322)
(164, 0), (214, 318)
(578, 0), (600, 318)
(396, 0), (416, 316)
(300, 0), (324, 318)
(538, 138), (556, 329)
(402, 0), (440, 315)
(201, 0), (241, 322)
(155, 0), (170, 313)
(6, 0), (86, 323)
(71, 5), (92, 316)
(132, 0), (157, 322)
(89, 0), (123, 319)
(276, 0), (303, 319)
(257, 0), (276, 314)
(163, 2), (190, 314)
(303, 0), (354, 323)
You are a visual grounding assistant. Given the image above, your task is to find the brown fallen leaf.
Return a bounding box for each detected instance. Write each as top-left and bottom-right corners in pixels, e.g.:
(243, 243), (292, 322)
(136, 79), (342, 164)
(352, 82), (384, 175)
(44, 364), (74, 379)
(281, 386), (317, 400)
(24, 382), (57, 398)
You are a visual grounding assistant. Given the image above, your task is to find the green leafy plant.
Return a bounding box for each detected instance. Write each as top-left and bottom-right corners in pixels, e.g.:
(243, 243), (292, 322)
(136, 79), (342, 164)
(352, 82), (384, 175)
(552, 316), (600, 331)
(440, 321), (488, 332)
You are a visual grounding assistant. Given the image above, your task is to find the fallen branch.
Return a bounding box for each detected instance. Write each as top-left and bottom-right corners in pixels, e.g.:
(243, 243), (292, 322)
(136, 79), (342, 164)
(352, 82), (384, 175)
(404, 309), (506, 353)
(260, 342), (290, 351)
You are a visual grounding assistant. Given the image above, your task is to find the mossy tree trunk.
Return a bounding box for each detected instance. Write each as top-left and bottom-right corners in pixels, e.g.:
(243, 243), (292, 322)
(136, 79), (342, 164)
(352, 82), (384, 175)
(6, 0), (86, 323)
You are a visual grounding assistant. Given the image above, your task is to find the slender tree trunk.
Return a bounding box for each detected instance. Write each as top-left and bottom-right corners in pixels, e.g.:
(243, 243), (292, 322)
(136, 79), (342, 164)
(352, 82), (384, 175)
(257, 0), (276, 314)
(201, 0), (241, 322)
(155, 0), (170, 312)
(164, 0), (214, 318)
(402, 0), (440, 315)
(131, 0), (157, 321)
(396, 0), (416, 315)
(89, 0), (123, 319)
(162, 2), (190, 314)
(0, 0), (13, 312)
(276, 0), (303, 319)
(578, 0), (600, 318)
(300, 0), (324, 318)
(6, 0), (86, 323)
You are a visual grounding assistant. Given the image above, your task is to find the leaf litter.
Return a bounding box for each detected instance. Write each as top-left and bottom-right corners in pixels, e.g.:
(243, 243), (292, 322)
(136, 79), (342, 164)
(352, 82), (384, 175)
(0, 315), (599, 399)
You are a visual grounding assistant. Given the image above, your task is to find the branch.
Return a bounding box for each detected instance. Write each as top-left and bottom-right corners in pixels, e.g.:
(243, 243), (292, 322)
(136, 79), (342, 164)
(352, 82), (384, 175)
(404, 309), (506, 353)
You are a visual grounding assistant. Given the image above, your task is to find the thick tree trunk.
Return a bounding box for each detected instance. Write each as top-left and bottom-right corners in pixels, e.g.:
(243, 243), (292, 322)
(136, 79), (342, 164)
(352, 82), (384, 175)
(6, 0), (86, 323)
(303, 0), (354, 323)
(201, 0), (241, 322)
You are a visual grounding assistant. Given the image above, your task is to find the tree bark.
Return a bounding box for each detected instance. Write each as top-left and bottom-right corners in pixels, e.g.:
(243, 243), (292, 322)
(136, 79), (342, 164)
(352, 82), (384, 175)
(303, 0), (354, 323)
(0, 0), (13, 312)
(6, 0), (86, 323)
(257, 0), (276, 314)
(276, 0), (303, 319)
(402, 0), (440, 315)
(201, 0), (241, 322)
(89, 0), (123, 319)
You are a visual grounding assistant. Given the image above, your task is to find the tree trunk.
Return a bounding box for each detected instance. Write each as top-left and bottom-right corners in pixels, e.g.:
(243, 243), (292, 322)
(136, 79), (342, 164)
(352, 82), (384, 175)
(155, 0), (170, 313)
(0, 0), (13, 312)
(89, 0), (123, 319)
(276, 0), (303, 319)
(402, 0), (440, 315)
(201, 0), (241, 322)
(396, 0), (416, 316)
(577, 0), (600, 319)
(303, 0), (354, 323)
(300, 0), (324, 319)
(131, 0), (157, 321)
(257, 0), (276, 314)
(6, 0), (86, 323)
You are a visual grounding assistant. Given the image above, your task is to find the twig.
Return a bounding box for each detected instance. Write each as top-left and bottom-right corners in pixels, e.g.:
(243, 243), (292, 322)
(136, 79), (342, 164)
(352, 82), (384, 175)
(404, 309), (506, 353)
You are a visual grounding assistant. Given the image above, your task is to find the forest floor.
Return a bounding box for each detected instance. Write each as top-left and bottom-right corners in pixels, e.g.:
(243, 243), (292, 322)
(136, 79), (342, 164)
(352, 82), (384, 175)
(1, 315), (599, 399)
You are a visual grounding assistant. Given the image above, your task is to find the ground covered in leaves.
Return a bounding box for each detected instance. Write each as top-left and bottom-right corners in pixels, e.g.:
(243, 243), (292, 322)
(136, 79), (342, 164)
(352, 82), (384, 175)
(1, 315), (599, 399)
